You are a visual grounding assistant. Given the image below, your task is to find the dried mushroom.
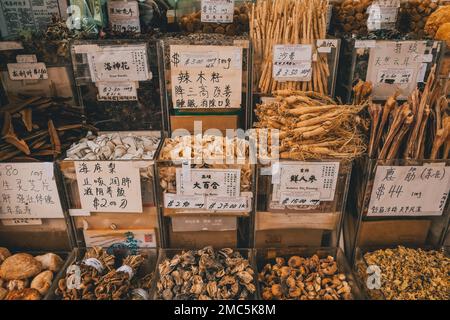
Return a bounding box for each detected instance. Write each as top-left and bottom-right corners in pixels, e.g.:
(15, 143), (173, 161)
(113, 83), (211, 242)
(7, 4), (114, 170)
(0, 287), (7, 300)
(0, 247), (11, 264)
(5, 288), (41, 300)
(361, 246), (450, 300)
(0, 253), (42, 280)
(35, 253), (63, 273)
(156, 247), (256, 300)
(30, 271), (54, 296)
(259, 254), (353, 300)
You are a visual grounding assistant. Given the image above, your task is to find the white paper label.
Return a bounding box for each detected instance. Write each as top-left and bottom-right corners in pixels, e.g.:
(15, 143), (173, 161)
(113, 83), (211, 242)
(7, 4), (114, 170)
(272, 162), (340, 204)
(170, 45), (243, 109)
(75, 161), (142, 213)
(317, 39), (338, 53)
(171, 216), (236, 232)
(273, 44), (312, 81)
(164, 193), (206, 209)
(201, 0), (234, 23)
(279, 191), (321, 206)
(2, 218), (42, 226)
(377, 68), (414, 84)
(206, 195), (250, 211)
(368, 165), (450, 217)
(87, 45), (150, 82)
(107, 0), (141, 33)
(97, 81), (138, 101)
(0, 163), (64, 219)
(367, 0), (400, 31)
(16, 54), (37, 63)
(7, 62), (48, 80)
(367, 41), (428, 99)
(0, 41), (23, 51)
(354, 40), (377, 48)
(176, 168), (240, 197)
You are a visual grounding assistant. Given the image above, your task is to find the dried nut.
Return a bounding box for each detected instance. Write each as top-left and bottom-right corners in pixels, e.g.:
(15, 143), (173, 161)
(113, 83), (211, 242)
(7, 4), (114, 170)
(0, 253), (42, 280)
(0, 247), (11, 263)
(31, 270), (54, 295)
(6, 288), (41, 300)
(34, 253), (63, 272)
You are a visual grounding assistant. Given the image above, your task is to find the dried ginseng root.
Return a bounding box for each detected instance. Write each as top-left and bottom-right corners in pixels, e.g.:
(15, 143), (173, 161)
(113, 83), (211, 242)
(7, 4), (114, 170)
(0, 96), (96, 162)
(360, 246), (450, 300)
(254, 90), (367, 160)
(94, 255), (148, 300)
(55, 247), (115, 300)
(259, 255), (353, 300)
(156, 247), (256, 300)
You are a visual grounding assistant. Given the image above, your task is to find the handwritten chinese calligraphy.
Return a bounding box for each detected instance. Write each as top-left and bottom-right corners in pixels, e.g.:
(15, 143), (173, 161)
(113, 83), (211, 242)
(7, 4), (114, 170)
(367, 41), (428, 99)
(7, 62), (48, 80)
(201, 0), (234, 23)
(273, 45), (312, 82)
(107, 0), (141, 33)
(87, 45), (150, 82)
(75, 161), (142, 213)
(272, 162), (340, 205)
(368, 165), (450, 217)
(97, 81), (138, 101)
(170, 45), (242, 109)
(0, 163), (63, 219)
(176, 168), (240, 196)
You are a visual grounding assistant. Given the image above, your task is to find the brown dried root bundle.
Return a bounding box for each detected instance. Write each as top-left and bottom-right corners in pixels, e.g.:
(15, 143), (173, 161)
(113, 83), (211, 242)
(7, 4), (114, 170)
(250, 0), (330, 94)
(367, 65), (450, 160)
(55, 247), (115, 300)
(352, 80), (373, 105)
(94, 255), (146, 300)
(254, 90), (367, 160)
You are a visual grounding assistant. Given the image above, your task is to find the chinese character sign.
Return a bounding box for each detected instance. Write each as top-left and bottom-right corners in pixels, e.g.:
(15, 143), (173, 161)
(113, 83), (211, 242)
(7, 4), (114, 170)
(201, 0), (234, 23)
(170, 45), (243, 109)
(273, 45), (312, 82)
(107, 0), (141, 33)
(75, 161), (142, 213)
(7, 62), (48, 80)
(176, 168), (240, 197)
(0, 163), (63, 219)
(272, 162), (340, 204)
(97, 81), (138, 101)
(368, 165), (450, 217)
(367, 0), (400, 31)
(87, 45), (150, 82)
(367, 41), (428, 99)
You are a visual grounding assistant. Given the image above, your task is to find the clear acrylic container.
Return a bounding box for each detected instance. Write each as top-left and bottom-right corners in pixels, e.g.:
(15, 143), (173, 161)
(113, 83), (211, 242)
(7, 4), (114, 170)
(254, 247), (366, 300)
(57, 131), (164, 248)
(47, 247), (157, 300)
(70, 38), (164, 131)
(157, 33), (252, 132)
(156, 137), (256, 248)
(152, 248), (257, 300)
(335, 39), (444, 103)
(353, 245), (449, 300)
(255, 160), (352, 248)
(0, 39), (78, 106)
(343, 158), (450, 263)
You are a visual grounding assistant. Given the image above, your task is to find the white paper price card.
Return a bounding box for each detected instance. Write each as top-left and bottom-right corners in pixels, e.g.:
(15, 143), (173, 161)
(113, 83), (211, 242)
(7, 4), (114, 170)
(87, 44), (150, 82)
(206, 195), (250, 212)
(75, 161), (142, 213)
(367, 41), (427, 99)
(201, 0), (234, 23)
(0, 163), (64, 219)
(272, 162), (340, 204)
(170, 45), (242, 109)
(316, 39), (338, 53)
(7, 62), (48, 80)
(279, 191), (321, 206)
(176, 168), (240, 197)
(367, 0), (400, 31)
(107, 0), (141, 33)
(273, 44), (312, 82)
(2, 218), (42, 226)
(368, 165), (450, 217)
(97, 81), (138, 101)
(164, 193), (206, 209)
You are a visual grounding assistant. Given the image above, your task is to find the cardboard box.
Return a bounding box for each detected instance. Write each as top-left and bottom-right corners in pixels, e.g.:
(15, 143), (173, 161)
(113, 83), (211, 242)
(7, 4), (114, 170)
(83, 228), (157, 248)
(255, 229), (323, 248)
(256, 211), (339, 231)
(357, 220), (431, 247)
(170, 115), (238, 134)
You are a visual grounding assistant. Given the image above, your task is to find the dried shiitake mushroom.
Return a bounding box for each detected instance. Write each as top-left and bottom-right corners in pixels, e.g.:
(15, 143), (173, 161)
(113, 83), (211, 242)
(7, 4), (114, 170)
(0, 253), (42, 280)
(30, 270), (54, 295)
